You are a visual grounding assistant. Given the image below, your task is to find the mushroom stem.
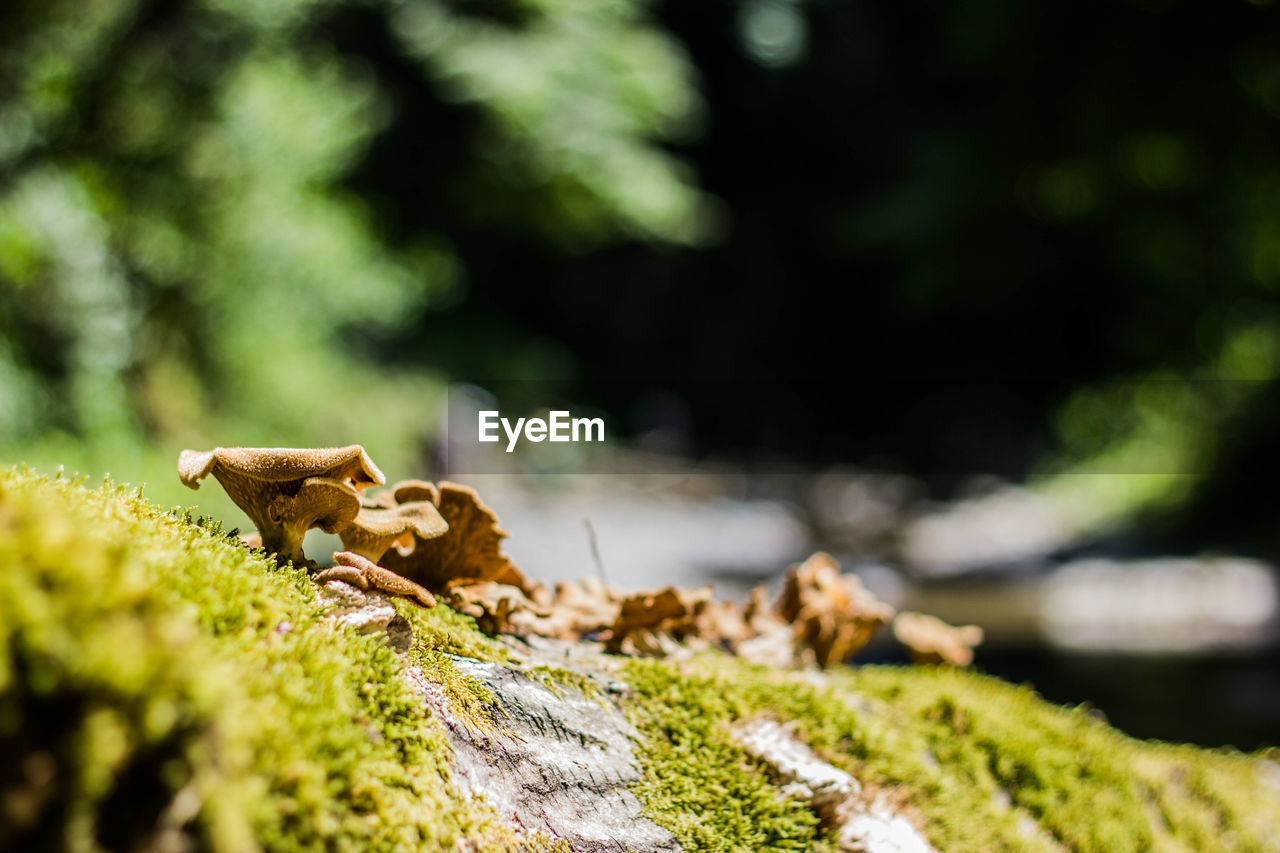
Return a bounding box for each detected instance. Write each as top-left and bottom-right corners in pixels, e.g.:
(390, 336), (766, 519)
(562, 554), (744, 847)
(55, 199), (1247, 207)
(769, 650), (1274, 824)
(258, 522), (311, 569)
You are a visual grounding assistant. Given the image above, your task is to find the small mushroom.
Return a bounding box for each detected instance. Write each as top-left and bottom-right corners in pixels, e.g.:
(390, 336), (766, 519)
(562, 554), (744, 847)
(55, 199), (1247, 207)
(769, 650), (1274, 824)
(391, 479), (438, 505)
(359, 478), (436, 509)
(892, 611), (983, 666)
(314, 551), (436, 609)
(338, 502), (449, 562)
(381, 481), (528, 592)
(264, 477), (363, 566)
(178, 445), (383, 566)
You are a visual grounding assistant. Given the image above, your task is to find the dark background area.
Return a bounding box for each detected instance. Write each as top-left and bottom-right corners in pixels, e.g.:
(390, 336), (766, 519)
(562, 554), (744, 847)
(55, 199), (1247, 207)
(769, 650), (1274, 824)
(353, 0), (1280, 548)
(5, 0), (1280, 748)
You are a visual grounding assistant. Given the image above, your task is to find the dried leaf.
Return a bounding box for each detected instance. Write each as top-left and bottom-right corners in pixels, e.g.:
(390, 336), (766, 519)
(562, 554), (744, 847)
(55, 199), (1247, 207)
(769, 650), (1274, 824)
(446, 581), (562, 637)
(779, 552), (895, 668)
(892, 611), (983, 666)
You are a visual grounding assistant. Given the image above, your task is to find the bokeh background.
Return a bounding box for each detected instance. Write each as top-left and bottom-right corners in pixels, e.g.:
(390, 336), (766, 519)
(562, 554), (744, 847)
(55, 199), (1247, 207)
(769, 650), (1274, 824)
(5, 0), (1280, 748)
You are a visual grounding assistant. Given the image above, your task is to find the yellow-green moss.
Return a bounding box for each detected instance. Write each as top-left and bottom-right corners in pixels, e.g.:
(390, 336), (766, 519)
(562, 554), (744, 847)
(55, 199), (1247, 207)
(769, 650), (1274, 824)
(622, 660), (835, 852)
(522, 664), (608, 704)
(5, 467), (1277, 853)
(0, 468), (518, 852)
(620, 654), (1280, 852)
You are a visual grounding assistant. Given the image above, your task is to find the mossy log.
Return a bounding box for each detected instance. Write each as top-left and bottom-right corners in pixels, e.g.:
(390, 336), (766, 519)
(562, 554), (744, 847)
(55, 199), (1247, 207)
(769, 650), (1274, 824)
(1, 469), (1278, 852)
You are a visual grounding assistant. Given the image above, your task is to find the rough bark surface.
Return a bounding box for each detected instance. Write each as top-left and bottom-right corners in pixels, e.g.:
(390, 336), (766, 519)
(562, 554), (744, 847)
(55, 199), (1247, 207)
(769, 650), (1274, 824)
(412, 656), (680, 852)
(320, 581), (937, 852)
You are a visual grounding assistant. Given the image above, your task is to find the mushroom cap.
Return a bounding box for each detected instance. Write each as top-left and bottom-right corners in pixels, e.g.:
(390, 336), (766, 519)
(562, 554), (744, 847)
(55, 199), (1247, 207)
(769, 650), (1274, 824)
(381, 481), (523, 591)
(892, 611), (984, 666)
(391, 479), (439, 505)
(178, 445), (384, 491)
(353, 502), (449, 539)
(777, 552), (842, 622)
(550, 579), (621, 636)
(605, 585), (718, 654)
(270, 477), (362, 535)
(359, 489), (399, 510)
(339, 502), (450, 562)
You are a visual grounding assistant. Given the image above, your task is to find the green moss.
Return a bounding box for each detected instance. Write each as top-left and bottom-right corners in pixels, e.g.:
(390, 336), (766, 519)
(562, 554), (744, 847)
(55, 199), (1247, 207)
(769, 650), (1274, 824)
(620, 654), (1280, 852)
(0, 468), (519, 852)
(4, 467), (1277, 852)
(522, 664), (607, 703)
(622, 659), (835, 852)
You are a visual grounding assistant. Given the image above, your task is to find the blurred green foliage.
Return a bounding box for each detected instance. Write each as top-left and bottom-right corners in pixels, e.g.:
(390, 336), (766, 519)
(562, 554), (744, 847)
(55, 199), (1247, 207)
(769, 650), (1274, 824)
(0, 0), (705, 502)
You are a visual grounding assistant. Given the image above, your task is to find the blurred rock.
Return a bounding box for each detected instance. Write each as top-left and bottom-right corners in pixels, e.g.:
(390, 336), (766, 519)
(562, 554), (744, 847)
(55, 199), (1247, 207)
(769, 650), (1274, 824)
(1039, 557), (1280, 653)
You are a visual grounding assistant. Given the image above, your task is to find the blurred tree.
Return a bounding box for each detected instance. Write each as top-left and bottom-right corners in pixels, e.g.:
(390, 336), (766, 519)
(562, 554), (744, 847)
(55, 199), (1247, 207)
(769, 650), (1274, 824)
(0, 0), (706, 484)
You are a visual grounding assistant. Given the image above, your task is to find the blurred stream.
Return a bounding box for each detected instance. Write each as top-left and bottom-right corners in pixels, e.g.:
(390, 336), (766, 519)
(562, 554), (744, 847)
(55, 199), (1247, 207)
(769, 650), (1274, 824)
(450, 466), (1280, 750)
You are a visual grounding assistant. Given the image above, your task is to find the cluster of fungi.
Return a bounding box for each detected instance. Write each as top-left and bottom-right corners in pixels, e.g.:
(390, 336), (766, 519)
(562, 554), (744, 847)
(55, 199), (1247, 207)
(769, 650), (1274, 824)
(179, 445), (983, 668)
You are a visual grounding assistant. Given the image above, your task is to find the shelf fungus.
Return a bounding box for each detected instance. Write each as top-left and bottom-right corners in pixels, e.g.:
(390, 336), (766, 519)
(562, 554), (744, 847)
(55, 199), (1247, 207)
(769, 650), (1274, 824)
(177, 445), (383, 566)
(779, 552), (895, 669)
(338, 502), (449, 562)
(390, 479), (439, 505)
(314, 551), (437, 609)
(380, 481), (530, 593)
(359, 478), (436, 509)
(892, 611), (983, 667)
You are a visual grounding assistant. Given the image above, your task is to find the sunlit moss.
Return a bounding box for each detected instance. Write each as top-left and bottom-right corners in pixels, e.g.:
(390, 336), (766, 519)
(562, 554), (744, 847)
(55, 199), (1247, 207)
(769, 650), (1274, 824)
(0, 467), (520, 851)
(4, 467), (1276, 851)
(622, 653), (1280, 852)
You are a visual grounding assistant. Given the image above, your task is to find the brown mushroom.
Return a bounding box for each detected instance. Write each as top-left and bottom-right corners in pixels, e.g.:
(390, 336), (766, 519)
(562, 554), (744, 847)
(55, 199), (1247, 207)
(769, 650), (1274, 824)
(268, 477), (363, 566)
(381, 481), (528, 592)
(779, 552), (895, 668)
(314, 551), (437, 608)
(338, 502), (449, 562)
(892, 611), (983, 666)
(178, 445), (383, 566)
(391, 479), (438, 505)
(358, 490), (399, 510)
